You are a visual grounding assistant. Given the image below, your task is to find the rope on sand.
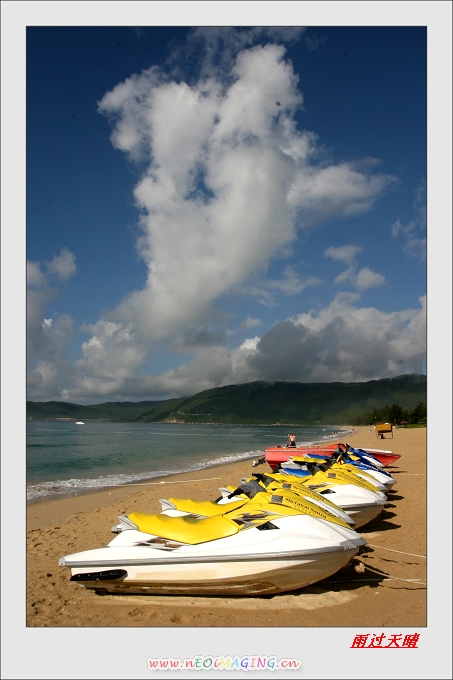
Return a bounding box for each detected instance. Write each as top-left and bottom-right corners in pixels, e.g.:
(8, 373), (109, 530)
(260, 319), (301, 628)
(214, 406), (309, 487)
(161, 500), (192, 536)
(351, 558), (426, 585)
(367, 544), (426, 559)
(323, 577), (426, 585)
(126, 477), (222, 486)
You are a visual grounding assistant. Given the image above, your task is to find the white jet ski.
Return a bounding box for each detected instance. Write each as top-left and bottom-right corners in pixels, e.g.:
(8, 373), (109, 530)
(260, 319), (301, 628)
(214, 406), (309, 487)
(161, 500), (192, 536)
(284, 455), (393, 492)
(59, 491), (366, 596)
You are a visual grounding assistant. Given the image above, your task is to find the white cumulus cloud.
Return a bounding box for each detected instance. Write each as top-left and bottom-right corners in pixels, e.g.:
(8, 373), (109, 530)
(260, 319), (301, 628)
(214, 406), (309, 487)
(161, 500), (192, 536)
(244, 294), (426, 384)
(325, 244), (385, 291)
(324, 244), (363, 264)
(239, 317), (261, 332)
(95, 42), (396, 357)
(335, 265), (385, 290)
(46, 247), (77, 281)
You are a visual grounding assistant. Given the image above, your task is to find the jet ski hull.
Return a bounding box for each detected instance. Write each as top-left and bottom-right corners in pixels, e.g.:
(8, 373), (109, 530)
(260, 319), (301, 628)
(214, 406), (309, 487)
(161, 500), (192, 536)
(62, 546), (361, 596)
(60, 515), (366, 596)
(339, 503), (384, 528)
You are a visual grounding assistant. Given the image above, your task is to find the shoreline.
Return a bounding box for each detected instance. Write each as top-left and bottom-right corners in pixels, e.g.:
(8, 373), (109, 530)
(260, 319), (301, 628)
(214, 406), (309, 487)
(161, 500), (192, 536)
(26, 452), (261, 507)
(27, 426), (354, 506)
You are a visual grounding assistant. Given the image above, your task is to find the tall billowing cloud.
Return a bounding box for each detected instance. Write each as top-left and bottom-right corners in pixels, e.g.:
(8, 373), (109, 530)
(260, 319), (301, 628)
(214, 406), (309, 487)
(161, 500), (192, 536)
(94, 43), (395, 347)
(98, 45), (302, 341)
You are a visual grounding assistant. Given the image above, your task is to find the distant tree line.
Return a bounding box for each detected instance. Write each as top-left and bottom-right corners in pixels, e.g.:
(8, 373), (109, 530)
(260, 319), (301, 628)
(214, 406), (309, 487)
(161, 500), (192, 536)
(355, 402), (427, 426)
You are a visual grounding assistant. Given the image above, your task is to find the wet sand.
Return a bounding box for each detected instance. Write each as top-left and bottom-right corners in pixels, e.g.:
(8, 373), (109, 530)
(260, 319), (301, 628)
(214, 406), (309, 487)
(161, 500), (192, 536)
(26, 426), (426, 628)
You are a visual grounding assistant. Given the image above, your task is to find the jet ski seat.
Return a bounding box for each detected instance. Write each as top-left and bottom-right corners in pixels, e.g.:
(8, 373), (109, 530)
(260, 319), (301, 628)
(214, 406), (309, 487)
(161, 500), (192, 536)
(127, 512), (239, 545)
(291, 456), (329, 464)
(164, 497), (247, 517)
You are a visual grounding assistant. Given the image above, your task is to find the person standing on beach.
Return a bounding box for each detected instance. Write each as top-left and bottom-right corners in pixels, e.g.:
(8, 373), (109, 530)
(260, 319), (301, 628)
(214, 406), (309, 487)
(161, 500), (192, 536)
(287, 433), (297, 447)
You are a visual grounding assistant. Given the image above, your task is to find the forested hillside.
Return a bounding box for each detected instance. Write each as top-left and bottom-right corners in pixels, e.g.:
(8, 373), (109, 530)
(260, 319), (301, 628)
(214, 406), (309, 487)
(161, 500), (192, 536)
(27, 374), (427, 425)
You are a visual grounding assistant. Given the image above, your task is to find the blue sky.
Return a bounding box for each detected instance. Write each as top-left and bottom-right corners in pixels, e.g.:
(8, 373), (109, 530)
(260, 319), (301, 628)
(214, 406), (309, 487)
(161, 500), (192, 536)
(21, 21), (435, 403)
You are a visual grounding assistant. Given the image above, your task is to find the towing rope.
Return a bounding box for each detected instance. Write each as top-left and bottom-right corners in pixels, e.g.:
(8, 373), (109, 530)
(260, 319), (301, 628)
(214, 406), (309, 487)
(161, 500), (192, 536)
(324, 576), (426, 585)
(367, 544), (426, 559)
(126, 477), (222, 486)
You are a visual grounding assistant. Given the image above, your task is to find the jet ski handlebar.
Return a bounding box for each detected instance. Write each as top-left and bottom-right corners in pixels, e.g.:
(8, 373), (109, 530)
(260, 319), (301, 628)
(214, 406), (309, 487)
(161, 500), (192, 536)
(227, 479), (263, 500)
(252, 457), (266, 467)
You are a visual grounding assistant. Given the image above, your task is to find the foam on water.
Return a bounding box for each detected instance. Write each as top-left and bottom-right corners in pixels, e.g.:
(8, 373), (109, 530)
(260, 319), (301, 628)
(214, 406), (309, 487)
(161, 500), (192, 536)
(26, 448), (263, 501)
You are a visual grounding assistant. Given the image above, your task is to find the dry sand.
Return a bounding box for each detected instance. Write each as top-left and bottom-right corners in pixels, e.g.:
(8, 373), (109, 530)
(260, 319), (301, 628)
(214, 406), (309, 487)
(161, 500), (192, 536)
(27, 426), (426, 628)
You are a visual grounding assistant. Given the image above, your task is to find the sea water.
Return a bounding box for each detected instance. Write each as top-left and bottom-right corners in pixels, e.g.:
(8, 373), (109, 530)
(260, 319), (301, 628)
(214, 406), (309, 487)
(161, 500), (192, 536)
(27, 421), (351, 502)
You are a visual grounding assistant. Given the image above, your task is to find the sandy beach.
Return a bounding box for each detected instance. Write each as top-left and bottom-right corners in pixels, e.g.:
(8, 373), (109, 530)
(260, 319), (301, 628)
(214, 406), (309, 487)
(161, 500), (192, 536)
(27, 426), (426, 628)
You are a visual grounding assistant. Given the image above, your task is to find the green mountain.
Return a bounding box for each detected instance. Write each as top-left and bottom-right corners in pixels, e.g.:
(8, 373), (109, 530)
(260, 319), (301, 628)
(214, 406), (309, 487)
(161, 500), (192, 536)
(26, 400), (161, 422)
(27, 374), (426, 425)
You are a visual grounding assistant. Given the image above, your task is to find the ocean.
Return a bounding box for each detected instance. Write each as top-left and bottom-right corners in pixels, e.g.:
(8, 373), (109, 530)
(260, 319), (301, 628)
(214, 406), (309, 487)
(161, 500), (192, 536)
(26, 420), (351, 502)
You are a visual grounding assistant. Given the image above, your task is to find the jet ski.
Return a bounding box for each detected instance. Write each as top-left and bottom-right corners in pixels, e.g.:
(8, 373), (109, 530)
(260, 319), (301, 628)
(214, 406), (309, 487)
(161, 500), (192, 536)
(307, 443), (401, 468)
(339, 444), (386, 469)
(158, 476), (357, 527)
(288, 450), (396, 491)
(348, 447), (401, 467)
(281, 455), (386, 493)
(59, 491), (366, 596)
(334, 452), (396, 490)
(308, 442), (401, 467)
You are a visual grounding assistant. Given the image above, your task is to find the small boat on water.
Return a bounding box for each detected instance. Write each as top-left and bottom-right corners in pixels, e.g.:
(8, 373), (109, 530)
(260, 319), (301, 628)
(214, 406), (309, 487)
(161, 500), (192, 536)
(59, 491), (366, 596)
(75, 421), (85, 425)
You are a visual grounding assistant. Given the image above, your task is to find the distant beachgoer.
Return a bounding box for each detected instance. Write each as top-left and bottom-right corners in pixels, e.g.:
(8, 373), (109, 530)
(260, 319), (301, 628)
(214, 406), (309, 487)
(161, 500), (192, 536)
(287, 433), (297, 448)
